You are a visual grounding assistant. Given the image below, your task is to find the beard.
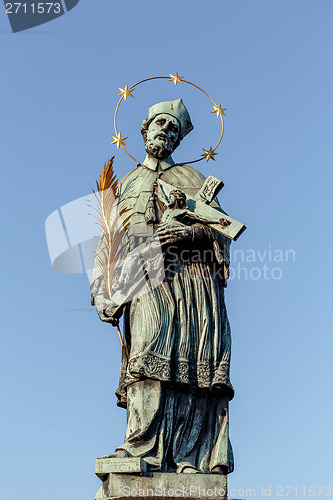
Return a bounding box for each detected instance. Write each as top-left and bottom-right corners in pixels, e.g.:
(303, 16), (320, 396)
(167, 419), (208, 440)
(145, 138), (174, 160)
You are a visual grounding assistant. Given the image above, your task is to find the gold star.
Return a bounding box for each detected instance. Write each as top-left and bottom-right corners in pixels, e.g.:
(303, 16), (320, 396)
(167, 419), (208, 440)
(169, 72), (184, 85)
(118, 85), (134, 100)
(212, 104), (227, 117)
(201, 147), (218, 162)
(111, 132), (127, 149)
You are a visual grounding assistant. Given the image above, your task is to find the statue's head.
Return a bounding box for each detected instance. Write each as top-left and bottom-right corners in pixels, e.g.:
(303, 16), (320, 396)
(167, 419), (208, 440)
(168, 189), (187, 209)
(141, 99), (193, 160)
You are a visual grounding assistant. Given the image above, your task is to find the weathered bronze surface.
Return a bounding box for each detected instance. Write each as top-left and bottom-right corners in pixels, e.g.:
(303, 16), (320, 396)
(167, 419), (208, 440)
(91, 99), (244, 482)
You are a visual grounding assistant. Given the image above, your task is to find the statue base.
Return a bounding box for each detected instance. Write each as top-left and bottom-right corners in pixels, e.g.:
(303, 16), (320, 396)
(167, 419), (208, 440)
(95, 471), (228, 500)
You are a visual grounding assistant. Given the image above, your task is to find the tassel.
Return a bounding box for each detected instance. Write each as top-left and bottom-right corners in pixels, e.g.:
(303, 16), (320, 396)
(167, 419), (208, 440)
(145, 196), (157, 225)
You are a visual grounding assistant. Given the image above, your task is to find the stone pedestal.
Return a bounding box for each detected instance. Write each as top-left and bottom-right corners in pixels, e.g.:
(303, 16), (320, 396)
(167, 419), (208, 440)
(95, 472), (228, 500)
(94, 459), (228, 500)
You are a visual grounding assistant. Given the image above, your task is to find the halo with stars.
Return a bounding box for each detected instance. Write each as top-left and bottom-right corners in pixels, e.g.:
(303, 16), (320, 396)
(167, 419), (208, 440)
(112, 73), (227, 165)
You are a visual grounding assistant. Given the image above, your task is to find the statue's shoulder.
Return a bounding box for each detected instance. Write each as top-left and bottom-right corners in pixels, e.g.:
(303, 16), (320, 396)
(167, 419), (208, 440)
(118, 166), (140, 187)
(163, 164), (206, 192)
(117, 165), (148, 198)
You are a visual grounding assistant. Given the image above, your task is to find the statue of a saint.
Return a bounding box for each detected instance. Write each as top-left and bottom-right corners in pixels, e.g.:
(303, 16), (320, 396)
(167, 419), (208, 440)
(91, 99), (235, 475)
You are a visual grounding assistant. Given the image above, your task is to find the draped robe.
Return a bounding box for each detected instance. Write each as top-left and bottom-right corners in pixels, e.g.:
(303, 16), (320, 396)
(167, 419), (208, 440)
(92, 157), (235, 473)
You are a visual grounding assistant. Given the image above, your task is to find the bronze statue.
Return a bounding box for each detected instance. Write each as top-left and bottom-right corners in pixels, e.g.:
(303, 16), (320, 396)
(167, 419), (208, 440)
(91, 99), (237, 475)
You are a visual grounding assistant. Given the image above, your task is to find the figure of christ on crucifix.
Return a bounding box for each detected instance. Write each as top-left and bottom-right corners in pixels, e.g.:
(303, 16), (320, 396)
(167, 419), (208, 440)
(91, 99), (245, 475)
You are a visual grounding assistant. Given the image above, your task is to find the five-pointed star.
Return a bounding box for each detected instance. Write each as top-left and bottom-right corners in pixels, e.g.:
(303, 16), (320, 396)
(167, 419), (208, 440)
(212, 104), (227, 117)
(111, 132), (127, 149)
(169, 72), (184, 85)
(118, 85), (134, 100)
(201, 147), (218, 162)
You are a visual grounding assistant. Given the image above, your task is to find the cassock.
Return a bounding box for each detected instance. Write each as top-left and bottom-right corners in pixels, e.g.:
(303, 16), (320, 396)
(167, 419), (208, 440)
(91, 154), (234, 474)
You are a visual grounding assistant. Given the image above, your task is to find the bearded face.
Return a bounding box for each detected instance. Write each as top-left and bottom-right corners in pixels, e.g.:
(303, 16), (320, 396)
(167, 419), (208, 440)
(144, 114), (180, 160)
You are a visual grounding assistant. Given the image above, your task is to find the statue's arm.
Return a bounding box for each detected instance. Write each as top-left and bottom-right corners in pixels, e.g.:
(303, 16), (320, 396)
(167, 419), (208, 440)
(155, 218), (212, 246)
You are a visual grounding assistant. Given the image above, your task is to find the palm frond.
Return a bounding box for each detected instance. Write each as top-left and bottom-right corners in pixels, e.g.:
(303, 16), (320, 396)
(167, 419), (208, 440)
(90, 156), (133, 304)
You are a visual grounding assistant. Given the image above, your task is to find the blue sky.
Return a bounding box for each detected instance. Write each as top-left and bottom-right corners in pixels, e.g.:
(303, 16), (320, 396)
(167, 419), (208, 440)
(1, 1), (333, 499)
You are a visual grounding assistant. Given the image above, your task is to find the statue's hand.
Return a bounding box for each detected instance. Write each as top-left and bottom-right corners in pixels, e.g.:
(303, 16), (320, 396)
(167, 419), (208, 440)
(94, 296), (123, 326)
(156, 222), (208, 246)
(155, 221), (192, 246)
